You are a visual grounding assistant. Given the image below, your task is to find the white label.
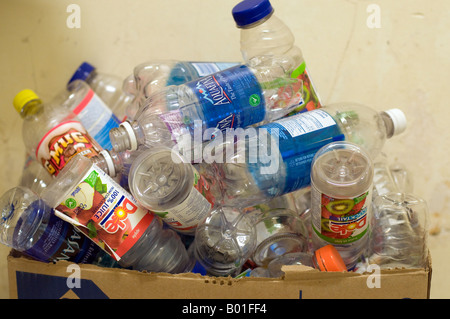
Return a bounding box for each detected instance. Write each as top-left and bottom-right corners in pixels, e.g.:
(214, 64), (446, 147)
(275, 109), (336, 138)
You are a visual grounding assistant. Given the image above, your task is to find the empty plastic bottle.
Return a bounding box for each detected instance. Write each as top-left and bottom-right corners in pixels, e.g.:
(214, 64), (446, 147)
(310, 141), (374, 270)
(68, 61), (132, 122)
(192, 206), (256, 277)
(124, 60), (239, 120)
(0, 186), (117, 267)
(20, 155), (53, 195)
(232, 0), (322, 114)
(40, 154), (193, 273)
(127, 147), (221, 234)
(214, 102), (406, 209)
(389, 162), (414, 194)
(13, 89), (102, 178)
(109, 62), (304, 153)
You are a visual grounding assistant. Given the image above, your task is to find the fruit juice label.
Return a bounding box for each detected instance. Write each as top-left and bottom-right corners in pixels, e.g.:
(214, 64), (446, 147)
(311, 187), (371, 245)
(286, 61), (322, 116)
(153, 167), (214, 234)
(72, 89), (121, 150)
(54, 164), (155, 261)
(36, 121), (102, 177)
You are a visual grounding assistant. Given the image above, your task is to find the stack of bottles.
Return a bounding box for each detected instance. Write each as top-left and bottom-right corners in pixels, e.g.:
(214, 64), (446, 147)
(0, 0), (429, 278)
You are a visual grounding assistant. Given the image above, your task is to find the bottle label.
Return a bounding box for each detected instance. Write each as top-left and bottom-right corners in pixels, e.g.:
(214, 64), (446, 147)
(253, 109), (345, 195)
(153, 168), (214, 233)
(184, 64), (266, 131)
(36, 121), (102, 177)
(72, 89), (121, 150)
(166, 62), (240, 86)
(24, 207), (102, 264)
(286, 62), (322, 115)
(54, 164), (155, 261)
(311, 187), (371, 245)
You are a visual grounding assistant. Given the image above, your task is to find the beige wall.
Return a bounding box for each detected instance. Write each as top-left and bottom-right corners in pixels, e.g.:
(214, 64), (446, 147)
(0, 0), (448, 298)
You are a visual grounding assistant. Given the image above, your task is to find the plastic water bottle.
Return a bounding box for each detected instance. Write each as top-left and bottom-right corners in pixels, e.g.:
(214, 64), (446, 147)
(13, 89), (103, 177)
(0, 186), (117, 267)
(109, 62), (304, 153)
(124, 60), (239, 120)
(232, 0), (322, 114)
(68, 61), (132, 122)
(20, 155), (53, 195)
(40, 154), (193, 273)
(127, 147), (221, 235)
(389, 162), (414, 194)
(310, 141), (374, 270)
(372, 153), (400, 198)
(192, 206), (256, 277)
(215, 102), (406, 209)
(51, 79), (121, 150)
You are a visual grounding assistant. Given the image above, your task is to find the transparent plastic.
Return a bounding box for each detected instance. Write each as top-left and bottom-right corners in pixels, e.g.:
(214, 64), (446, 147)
(310, 141), (374, 270)
(193, 206), (256, 277)
(214, 103), (405, 209)
(109, 62), (304, 153)
(0, 186), (117, 267)
(20, 155), (53, 195)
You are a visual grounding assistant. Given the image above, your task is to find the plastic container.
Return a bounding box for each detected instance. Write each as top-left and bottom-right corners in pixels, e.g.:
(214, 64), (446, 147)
(0, 186), (117, 267)
(124, 60), (239, 120)
(13, 89), (103, 178)
(68, 61), (132, 122)
(40, 154), (193, 273)
(20, 155), (53, 195)
(215, 102), (406, 209)
(310, 141), (374, 270)
(109, 62), (304, 153)
(232, 0), (322, 114)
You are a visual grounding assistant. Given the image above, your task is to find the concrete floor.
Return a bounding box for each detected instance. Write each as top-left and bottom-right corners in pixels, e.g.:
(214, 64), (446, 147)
(0, 0), (449, 298)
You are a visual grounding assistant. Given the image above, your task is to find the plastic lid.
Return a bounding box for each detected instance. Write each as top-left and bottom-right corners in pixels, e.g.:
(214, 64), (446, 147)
(314, 245), (347, 272)
(232, 0), (274, 27)
(13, 89), (41, 113)
(67, 62), (95, 85)
(383, 108), (407, 136)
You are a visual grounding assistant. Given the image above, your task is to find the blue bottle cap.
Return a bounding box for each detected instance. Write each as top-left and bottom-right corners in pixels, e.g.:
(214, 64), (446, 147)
(232, 0), (274, 28)
(67, 62), (96, 85)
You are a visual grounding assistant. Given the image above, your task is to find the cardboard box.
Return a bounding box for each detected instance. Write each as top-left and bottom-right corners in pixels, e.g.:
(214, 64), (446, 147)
(7, 249), (431, 299)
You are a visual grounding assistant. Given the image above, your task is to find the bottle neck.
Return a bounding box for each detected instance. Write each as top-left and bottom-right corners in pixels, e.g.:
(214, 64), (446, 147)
(20, 100), (43, 119)
(380, 112), (395, 138)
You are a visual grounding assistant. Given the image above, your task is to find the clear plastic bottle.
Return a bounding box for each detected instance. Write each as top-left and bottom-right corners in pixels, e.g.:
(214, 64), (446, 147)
(215, 102), (406, 209)
(13, 89), (103, 178)
(310, 141), (374, 270)
(68, 61), (132, 122)
(20, 155), (53, 195)
(109, 62), (304, 153)
(232, 0), (322, 114)
(192, 206), (256, 277)
(389, 162), (414, 194)
(0, 186), (117, 267)
(127, 147), (221, 235)
(50, 79), (120, 150)
(124, 60), (239, 120)
(372, 153), (400, 198)
(40, 154), (193, 273)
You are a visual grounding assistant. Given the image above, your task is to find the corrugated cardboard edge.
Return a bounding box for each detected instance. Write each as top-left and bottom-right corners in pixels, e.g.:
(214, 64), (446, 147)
(7, 249), (432, 299)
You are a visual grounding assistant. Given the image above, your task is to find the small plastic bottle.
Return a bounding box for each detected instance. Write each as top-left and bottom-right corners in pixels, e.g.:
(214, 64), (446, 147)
(127, 147), (221, 235)
(232, 0), (322, 114)
(215, 102), (406, 209)
(124, 60), (239, 120)
(40, 154), (193, 273)
(109, 62), (304, 153)
(310, 141), (374, 270)
(0, 186), (117, 267)
(68, 61), (132, 122)
(192, 206), (256, 277)
(13, 89), (102, 178)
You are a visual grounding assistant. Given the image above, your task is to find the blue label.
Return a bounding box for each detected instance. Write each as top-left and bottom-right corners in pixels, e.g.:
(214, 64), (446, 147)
(93, 115), (120, 150)
(184, 64), (266, 131)
(166, 62), (239, 86)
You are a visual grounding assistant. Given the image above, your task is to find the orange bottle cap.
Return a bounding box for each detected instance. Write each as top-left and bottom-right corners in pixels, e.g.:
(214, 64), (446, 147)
(315, 245), (347, 272)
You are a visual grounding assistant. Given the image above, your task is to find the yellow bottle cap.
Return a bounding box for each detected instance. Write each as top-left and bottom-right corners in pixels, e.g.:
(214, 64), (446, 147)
(13, 89), (41, 113)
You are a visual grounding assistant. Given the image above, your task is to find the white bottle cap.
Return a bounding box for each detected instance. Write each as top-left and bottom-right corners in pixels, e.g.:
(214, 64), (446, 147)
(119, 121), (138, 151)
(99, 150), (116, 177)
(384, 108), (407, 136)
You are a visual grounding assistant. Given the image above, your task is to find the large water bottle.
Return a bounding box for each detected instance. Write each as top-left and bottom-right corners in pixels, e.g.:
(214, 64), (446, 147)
(0, 186), (117, 267)
(40, 154), (193, 273)
(232, 0), (322, 114)
(13, 89), (103, 178)
(310, 141), (374, 270)
(68, 62), (132, 123)
(214, 102), (406, 209)
(109, 62), (304, 153)
(124, 60), (239, 120)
